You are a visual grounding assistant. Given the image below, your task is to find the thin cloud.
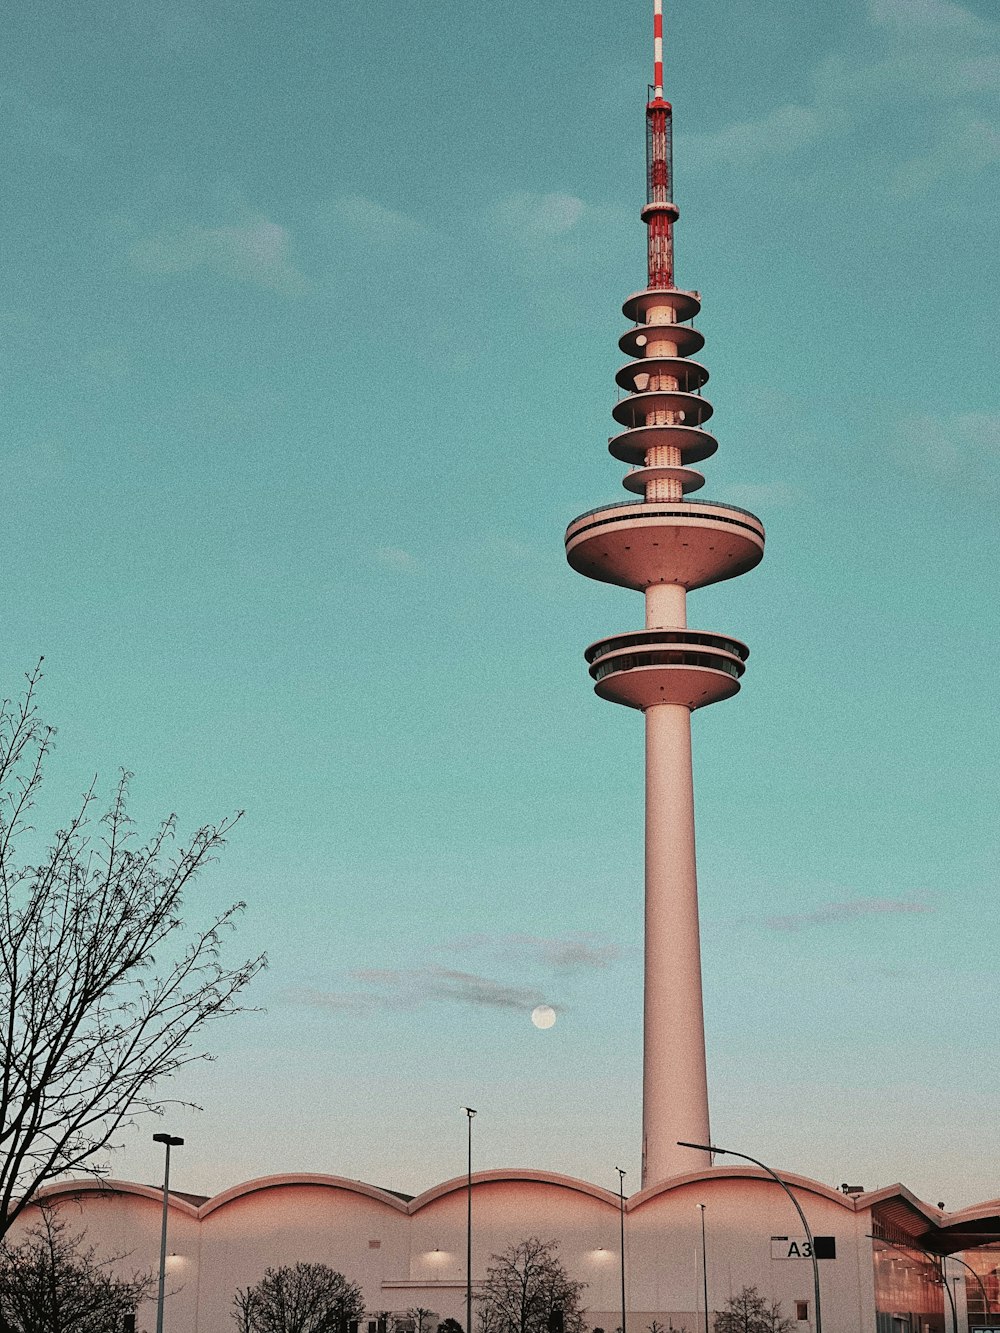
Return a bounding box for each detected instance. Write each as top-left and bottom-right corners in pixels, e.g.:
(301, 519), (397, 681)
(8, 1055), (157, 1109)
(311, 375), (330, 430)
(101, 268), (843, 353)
(894, 409), (1000, 479)
(376, 546), (422, 573)
(681, 104), (823, 170)
(291, 967), (553, 1015)
(129, 218), (306, 295)
(764, 898), (935, 932)
(328, 194), (428, 238)
(486, 192), (587, 238)
(724, 481), (804, 511)
(681, 0), (999, 183)
(444, 932), (622, 973)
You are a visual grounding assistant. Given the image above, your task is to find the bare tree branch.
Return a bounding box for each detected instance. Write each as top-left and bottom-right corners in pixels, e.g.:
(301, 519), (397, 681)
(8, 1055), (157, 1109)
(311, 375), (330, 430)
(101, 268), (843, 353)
(0, 666), (266, 1237)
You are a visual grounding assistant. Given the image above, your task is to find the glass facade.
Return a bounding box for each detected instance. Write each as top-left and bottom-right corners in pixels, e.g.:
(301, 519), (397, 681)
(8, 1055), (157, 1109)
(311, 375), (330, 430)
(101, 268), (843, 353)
(872, 1238), (946, 1333)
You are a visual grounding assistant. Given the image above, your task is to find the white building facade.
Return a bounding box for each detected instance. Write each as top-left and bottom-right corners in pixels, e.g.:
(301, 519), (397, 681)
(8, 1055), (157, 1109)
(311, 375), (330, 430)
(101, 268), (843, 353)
(17, 1166), (1000, 1333)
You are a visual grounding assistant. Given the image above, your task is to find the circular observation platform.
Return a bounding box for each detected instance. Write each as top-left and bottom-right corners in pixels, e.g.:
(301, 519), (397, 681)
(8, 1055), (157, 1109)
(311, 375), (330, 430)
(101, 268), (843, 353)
(612, 391), (713, 430)
(609, 422), (718, 467)
(564, 500), (765, 591)
(619, 324), (705, 359)
(585, 629), (749, 711)
(622, 465), (704, 495)
(623, 287), (701, 324)
(614, 358), (709, 394)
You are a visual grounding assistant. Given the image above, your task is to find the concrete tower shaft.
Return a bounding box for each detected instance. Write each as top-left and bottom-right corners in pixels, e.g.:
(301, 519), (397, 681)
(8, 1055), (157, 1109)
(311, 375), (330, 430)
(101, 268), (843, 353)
(564, 1), (765, 1186)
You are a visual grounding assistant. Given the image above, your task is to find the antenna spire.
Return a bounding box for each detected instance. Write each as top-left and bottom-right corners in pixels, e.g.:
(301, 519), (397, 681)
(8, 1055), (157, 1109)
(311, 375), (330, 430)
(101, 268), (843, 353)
(653, 0), (664, 99)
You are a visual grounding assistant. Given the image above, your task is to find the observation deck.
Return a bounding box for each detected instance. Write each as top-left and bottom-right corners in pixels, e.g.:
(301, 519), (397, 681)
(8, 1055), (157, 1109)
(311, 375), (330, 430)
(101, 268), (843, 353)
(585, 629), (749, 711)
(564, 499), (765, 592)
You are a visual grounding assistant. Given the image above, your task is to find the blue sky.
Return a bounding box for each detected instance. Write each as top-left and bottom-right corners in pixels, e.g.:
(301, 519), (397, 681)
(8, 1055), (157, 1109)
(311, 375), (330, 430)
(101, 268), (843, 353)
(2, 0), (998, 1208)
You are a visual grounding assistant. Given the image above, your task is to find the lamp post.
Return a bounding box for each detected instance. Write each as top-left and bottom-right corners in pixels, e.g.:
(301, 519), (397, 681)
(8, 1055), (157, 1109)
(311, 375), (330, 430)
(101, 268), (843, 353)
(152, 1133), (183, 1333)
(462, 1108), (477, 1333)
(615, 1168), (627, 1333)
(697, 1204), (709, 1333)
(678, 1142), (821, 1333)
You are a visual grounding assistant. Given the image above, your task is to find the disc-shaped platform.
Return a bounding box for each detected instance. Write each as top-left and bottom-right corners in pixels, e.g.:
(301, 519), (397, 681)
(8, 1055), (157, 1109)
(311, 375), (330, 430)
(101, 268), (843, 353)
(609, 423), (719, 467)
(585, 628), (748, 711)
(622, 287), (701, 324)
(611, 390), (713, 430)
(614, 357), (709, 394)
(619, 323), (705, 358)
(622, 465), (704, 495)
(564, 500), (765, 592)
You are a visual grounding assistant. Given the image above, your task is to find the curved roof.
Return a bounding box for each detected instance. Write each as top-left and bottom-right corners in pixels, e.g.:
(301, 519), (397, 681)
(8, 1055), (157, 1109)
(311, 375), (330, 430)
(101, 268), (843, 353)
(629, 1165), (856, 1212)
(34, 1178), (204, 1217)
(200, 1174), (412, 1218)
(410, 1168), (621, 1213)
(28, 1169), (1000, 1253)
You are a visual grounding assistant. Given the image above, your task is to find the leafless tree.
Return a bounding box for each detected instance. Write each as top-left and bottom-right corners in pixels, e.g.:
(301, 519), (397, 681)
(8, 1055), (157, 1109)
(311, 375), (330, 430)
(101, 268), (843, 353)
(409, 1309), (438, 1333)
(233, 1263), (365, 1333)
(475, 1238), (586, 1333)
(0, 1202), (153, 1333)
(0, 664), (266, 1238)
(714, 1288), (792, 1333)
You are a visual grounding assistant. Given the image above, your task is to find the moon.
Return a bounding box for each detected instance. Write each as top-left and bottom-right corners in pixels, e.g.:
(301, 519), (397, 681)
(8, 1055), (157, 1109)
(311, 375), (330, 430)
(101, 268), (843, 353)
(531, 1004), (557, 1030)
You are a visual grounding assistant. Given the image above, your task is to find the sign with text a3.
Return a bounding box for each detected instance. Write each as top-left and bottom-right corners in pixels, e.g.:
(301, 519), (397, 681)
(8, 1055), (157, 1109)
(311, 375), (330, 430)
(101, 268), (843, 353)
(771, 1237), (837, 1260)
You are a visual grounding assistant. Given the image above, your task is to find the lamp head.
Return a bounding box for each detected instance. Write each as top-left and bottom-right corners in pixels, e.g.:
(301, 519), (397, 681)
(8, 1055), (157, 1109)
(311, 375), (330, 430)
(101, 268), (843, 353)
(153, 1133), (184, 1147)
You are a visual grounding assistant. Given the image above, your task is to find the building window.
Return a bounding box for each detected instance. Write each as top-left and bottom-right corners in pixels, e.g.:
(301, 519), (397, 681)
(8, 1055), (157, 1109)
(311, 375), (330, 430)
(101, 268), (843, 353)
(369, 1240), (381, 1249)
(795, 1303), (809, 1322)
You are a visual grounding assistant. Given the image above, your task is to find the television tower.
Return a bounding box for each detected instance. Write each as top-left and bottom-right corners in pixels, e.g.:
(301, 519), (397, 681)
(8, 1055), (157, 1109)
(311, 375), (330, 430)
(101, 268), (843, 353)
(565, 0), (765, 1187)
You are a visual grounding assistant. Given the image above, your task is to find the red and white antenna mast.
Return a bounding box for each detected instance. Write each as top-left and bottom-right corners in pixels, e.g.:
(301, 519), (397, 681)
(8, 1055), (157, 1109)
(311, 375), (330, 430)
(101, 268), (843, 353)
(644, 0), (678, 288)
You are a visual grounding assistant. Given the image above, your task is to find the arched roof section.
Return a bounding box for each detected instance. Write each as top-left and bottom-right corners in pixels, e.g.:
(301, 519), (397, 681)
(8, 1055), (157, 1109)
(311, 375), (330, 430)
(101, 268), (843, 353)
(198, 1173), (411, 1219)
(410, 1169), (621, 1214)
(30, 1178), (202, 1218)
(630, 1166), (856, 1212)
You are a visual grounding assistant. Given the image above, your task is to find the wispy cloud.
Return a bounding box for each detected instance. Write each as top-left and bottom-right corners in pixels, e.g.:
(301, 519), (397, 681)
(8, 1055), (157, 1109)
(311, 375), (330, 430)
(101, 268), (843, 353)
(376, 546), (422, 573)
(1, 86), (92, 162)
(681, 0), (999, 186)
(290, 967), (552, 1015)
(682, 104), (824, 169)
(893, 410), (1000, 478)
(327, 194), (428, 238)
(724, 481), (804, 511)
(485, 192), (587, 239)
(443, 932), (622, 973)
(890, 112), (1000, 195)
(129, 218), (306, 295)
(763, 897), (935, 932)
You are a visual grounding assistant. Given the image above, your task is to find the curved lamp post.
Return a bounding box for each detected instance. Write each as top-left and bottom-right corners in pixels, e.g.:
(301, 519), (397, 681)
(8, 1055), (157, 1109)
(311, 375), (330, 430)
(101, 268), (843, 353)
(615, 1168), (627, 1333)
(678, 1142), (821, 1333)
(462, 1108), (477, 1333)
(152, 1133), (183, 1333)
(697, 1204), (709, 1333)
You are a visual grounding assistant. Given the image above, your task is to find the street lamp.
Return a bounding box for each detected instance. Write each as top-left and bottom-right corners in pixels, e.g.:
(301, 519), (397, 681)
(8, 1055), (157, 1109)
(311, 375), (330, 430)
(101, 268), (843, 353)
(152, 1133), (183, 1333)
(678, 1142), (821, 1333)
(615, 1168), (627, 1333)
(696, 1205), (709, 1333)
(462, 1108), (477, 1333)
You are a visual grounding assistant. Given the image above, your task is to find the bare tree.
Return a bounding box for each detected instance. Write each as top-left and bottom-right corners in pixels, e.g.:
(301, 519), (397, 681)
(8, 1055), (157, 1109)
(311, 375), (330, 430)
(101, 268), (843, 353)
(476, 1238), (586, 1333)
(0, 665), (266, 1238)
(0, 1202), (153, 1333)
(233, 1263), (365, 1333)
(714, 1289), (792, 1333)
(409, 1310), (438, 1333)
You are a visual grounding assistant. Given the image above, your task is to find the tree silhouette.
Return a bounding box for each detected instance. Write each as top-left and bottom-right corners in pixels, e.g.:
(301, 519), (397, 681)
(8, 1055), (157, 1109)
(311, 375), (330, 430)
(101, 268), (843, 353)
(0, 1204), (153, 1333)
(233, 1263), (365, 1333)
(714, 1288), (792, 1333)
(475, 1238), (586, 1333)
(0, 666), (265, 1238)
